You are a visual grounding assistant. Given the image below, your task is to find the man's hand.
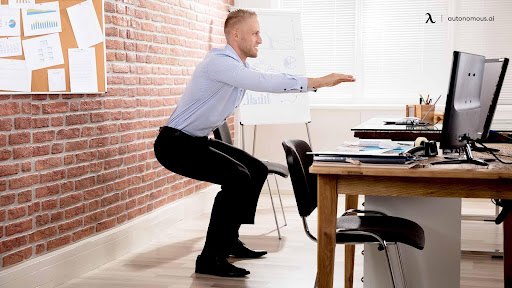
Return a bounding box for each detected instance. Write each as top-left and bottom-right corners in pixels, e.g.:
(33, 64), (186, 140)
(308, 73), (355, 89)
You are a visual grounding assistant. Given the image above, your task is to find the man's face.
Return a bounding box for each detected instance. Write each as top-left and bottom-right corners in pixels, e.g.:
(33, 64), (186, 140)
(237, 17), (262, 59)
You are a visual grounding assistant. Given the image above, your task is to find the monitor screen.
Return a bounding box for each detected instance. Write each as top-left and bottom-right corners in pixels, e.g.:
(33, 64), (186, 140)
(440, 51), (485, 149)
(478, 58), (509, 140)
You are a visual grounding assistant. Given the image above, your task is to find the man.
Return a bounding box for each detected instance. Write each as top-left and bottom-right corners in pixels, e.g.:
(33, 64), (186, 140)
(154, 9), (355, 278)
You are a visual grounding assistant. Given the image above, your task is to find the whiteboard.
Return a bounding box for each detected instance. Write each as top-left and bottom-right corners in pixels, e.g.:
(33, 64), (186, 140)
(240, 10), (310, 125)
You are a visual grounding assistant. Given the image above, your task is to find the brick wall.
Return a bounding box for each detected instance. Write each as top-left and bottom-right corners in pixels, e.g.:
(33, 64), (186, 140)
(0, 0), (233, 269)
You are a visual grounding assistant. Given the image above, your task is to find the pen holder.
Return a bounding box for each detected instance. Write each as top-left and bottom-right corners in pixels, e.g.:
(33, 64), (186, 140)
(406, 104), (435, 123)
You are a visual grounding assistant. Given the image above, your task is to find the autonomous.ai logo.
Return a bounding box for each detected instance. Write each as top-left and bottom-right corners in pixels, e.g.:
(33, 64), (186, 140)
(425, 13), (436, 23)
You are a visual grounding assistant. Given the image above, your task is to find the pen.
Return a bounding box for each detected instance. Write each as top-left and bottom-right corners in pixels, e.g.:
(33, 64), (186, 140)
(419, 94), (425, 104)
(426, 94), (430, 104)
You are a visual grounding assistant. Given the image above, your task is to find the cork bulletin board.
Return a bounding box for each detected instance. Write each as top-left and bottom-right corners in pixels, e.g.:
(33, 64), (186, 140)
(0, 0), (106, 93)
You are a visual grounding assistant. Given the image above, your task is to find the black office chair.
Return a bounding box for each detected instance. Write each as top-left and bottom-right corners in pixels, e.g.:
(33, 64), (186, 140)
(282, 139), (425, 288)
(213, 121), (288, 239)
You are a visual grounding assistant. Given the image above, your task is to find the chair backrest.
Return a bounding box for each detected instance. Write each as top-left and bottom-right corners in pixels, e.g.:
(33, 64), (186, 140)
(282, 139), (317, 217)
(213, 121), (233, 145)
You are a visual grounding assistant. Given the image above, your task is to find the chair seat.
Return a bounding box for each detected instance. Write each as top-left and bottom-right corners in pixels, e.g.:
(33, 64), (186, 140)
(336, 215), (425, 250)
(263, 161), (289, 178)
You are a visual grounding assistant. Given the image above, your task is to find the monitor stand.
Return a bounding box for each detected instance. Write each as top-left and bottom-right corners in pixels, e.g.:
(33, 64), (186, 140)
(431, 143), (489, 166)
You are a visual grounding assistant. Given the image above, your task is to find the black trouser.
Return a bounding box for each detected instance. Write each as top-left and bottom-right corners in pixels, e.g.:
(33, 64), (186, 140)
(154, 126), (268, 257)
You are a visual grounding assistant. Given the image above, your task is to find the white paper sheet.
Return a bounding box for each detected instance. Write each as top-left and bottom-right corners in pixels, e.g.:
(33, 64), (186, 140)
(48, 68), (65, 91)
(0, 59), (31, 92)
(69, 48), (97, 92)
(0, 36), (22, 57)
(8, 0), (35, 9)
(0, 6), (21, 36)
(67, 0), (103, 48)
(22, 33), (64, 70)
(22, 2), (62, 37)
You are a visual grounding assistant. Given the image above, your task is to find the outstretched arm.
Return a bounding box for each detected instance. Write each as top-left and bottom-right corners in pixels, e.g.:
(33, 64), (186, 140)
(308, 73), (356, 90)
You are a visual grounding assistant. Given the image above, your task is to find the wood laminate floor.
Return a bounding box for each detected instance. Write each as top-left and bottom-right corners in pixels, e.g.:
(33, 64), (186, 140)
(58, 194), (504, 288)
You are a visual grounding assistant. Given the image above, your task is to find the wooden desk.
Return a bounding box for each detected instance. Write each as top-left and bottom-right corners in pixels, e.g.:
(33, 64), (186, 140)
(310, 156), (512, 288)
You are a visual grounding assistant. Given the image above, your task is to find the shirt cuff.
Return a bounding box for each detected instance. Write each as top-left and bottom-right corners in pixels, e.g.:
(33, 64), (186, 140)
(297, 76), (316, 92)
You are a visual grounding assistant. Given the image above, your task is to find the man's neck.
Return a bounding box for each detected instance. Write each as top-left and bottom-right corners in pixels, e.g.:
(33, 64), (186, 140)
(227, 43), (246, 63)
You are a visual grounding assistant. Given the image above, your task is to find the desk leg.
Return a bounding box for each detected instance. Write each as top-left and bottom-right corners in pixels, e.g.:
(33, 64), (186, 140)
(318, 175), (338, 288)
(345, 194), (359, 288)
(505, 212), (512, 288)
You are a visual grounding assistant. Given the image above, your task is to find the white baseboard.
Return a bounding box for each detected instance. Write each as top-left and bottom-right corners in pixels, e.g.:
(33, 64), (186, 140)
(0, 185), (219, 288)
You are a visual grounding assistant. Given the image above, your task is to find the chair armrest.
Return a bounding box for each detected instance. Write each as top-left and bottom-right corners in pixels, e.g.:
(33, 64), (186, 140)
(342, 209), (387, 216)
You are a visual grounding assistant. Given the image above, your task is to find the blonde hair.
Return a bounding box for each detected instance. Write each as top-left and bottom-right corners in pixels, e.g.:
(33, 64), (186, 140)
(224, 9), (257, 38)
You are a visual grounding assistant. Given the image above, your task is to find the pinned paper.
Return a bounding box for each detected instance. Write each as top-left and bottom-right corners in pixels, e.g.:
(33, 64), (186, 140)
(22, 1), (62, 37)
(0, 6), (21, 36)
(48, 68), (65, 91)
(69, 48), (97, 92)
(8, 0), (35, 9)
(0, 37), (22, 57)
(0, 59), (31, 92)
(22, 33), (64, 70)
(67, 0), (103, 48)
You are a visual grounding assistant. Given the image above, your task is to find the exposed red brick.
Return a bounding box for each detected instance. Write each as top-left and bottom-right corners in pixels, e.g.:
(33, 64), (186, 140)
(33, 130), (55, 143)
(0, 119), (13, 131)
(9, 174), (38, 190)
(106, 203), (125, 217)
(96, 218), (116, 232)
(60, 192), (83, 208)
(35, 184), (60, 198)
(9, 132), (30, 145)
(17, 190), (32, 203)
(36, 214), (50, 227)
(32, 145), (51, 157)
(42, 102), (68, 114)
(39, 169), (66, 184)
(0, 103), (20, 116)
(47, 234), (71, 251)
(36, 243), (45, 255)
(35, 156), (62, 171)
(67, 164), (89, 178)
(3, 247), (32, 267)
(5, 219), (32, 237)
(65, 114), (89, 126)
(101, 193), (121, 207)
(72, 226), (95, 242)
(0, 236), (27, 254)
(58, 218), (83, 233)
(0, 193), (15, 206)
(7, 206), (26, 220)
(84, 210), (106, 225)
(50, 211), (63, 223)
(29, 226), (57, 243)
(41, 199), (58, 211)
(64, 203), (86, 219)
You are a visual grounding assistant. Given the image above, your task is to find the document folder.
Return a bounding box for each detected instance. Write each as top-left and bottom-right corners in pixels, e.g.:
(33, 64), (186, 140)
(309, 152), (416, 164)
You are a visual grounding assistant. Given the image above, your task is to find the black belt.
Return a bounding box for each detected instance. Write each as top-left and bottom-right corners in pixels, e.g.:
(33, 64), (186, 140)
(159, 126), (207, 141)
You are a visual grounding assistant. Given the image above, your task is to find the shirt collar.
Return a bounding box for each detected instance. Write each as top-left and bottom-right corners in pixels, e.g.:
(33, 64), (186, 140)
(225, 44), (246, 66)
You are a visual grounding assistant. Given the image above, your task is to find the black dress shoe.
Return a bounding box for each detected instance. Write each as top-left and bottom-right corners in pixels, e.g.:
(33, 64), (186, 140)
(195, 255), (250, 277)
(228, 239), (267, 258)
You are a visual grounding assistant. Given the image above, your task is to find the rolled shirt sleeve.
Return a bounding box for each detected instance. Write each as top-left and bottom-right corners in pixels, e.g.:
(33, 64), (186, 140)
(207, 54), (314, 93)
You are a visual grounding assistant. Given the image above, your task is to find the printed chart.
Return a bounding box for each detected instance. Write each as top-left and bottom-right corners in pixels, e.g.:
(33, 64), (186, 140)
(22, 2), (62, 36)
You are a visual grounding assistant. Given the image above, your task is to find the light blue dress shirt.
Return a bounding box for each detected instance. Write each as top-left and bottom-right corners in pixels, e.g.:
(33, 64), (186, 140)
(165, 44), (312, 137)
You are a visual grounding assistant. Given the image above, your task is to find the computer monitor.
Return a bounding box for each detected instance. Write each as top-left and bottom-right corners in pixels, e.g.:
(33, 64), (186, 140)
(478, 58), (509, 140)
(434, 51), (487, 166)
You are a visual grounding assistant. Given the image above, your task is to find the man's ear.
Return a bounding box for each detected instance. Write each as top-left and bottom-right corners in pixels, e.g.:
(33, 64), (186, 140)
(232, 28), (239, 40)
